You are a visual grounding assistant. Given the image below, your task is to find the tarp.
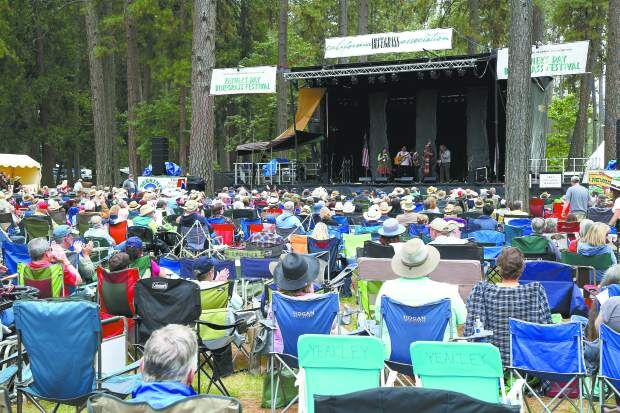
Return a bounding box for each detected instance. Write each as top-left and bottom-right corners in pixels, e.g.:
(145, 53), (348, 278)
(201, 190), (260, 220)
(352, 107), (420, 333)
(0, 154), (41, 188)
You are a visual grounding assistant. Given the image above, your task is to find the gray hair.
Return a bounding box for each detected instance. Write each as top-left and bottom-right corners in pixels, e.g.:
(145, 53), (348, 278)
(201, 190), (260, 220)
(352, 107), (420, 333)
(531, 217), (545, 234)
(89, 215), (102, 226)
(142, 324), (197, 383)
(28, 238), (50, 261)
(579, 219), (594, 238)
(511, 200), (522, 210)
(283, 201), (295, 212)
(571, 175), (580, 183)
(543, 218), (557, 233)
(602, 265), (620, 288)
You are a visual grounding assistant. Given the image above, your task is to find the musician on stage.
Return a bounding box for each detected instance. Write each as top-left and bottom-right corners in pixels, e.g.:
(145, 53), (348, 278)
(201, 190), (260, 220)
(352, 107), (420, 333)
(412, 150), (420, 182)
(377, 147), (391, 178)
(422, 141), (434, 179)
(395, 146), (412, 178)
(438, 144), (451, 182)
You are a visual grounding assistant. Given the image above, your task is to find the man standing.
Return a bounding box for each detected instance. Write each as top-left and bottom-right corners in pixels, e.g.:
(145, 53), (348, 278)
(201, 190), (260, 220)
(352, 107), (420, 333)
(396, 146), (412, 177)
(123, 174), (137, 197)
(564, 175), (589, 219)
(438, 144), (451, 182)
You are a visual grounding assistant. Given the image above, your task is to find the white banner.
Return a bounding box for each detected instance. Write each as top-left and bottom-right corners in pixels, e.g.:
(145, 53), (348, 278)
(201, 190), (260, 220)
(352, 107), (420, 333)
(210, 66), (277, 95)
(496, 41), (589, 79)
(539, 173), (563, 189)
(137, 176), (187, 191)
(325, 28), (453, 59)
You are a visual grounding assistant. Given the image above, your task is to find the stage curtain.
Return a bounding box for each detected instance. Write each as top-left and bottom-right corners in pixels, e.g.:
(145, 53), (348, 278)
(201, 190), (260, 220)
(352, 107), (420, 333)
(269, 88), (326, 148)
(415, 89), (438, 162)
(368, 92), (389, 178)
(466, 87), (489, 174)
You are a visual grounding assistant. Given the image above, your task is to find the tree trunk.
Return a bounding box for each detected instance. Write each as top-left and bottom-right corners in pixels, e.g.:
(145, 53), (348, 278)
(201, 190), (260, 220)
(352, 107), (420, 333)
(189, 0), (216, 193)
(125, 0), (140, 179)
(467, 0), (480, 54)
(591, 76), (598, 148)
(84, 0), (111, 186)
(276, 0), (288, 134)
(532, 3), (544, 44)
(357, 0), (368, 63)
(103, 52), (118, 185)
(604, 0), (620, 162)
(178, 86), (189, 172)
(569, 40), (599, 159)
(505, 0), (533, 206)
(239, 0), (251, 59)
(339, 0), (349, 64)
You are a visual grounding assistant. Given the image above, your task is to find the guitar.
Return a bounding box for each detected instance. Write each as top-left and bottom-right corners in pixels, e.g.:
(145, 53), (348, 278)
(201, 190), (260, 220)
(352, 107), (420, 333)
(394, 154), (403, 165)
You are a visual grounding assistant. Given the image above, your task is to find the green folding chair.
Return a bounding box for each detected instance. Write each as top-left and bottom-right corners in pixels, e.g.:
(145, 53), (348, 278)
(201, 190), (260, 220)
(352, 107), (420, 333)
(198, 282), (230, 341)
(17, 262), (64, 298)
(410, 341), (524, 407)
(21, 217), (52, 241)
(511, 235), (554, 260)
(342, 233), (371, 259)
(298, 335), (385, 413)
(561, 250), (613, 285)
(129, 255), (153, 279)
(358, 280), (382, 320)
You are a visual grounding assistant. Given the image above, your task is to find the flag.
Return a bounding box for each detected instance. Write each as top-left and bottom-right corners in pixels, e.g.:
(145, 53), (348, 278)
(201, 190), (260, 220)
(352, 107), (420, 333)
(361, 140), (369, 170)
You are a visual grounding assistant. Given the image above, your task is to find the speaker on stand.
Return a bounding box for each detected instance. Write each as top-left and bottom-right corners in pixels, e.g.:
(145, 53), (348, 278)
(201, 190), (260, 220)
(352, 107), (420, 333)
(151, 136), (169, 176)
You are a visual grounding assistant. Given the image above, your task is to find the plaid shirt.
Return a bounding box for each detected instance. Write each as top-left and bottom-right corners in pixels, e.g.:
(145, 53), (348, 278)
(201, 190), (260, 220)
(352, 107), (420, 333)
(464, 281), (552, 365)
(247, 230), (285, 248)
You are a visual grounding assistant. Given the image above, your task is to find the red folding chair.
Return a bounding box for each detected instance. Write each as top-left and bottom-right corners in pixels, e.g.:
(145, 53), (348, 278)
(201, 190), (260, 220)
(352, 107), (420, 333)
(552, 202), (566, 219)
(249, 223), (264, 235)
(529, 198), (545, 218)
(212, 223), (235, 246)
(97, 267), (139, 338)
(557, 221), (580, 233)
(109, 220), (128, 245)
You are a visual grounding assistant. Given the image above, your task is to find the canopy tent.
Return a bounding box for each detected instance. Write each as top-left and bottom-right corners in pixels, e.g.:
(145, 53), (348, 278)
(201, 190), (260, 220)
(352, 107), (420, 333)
(235, 87), (326, 155)
(0, 154), (41, 188)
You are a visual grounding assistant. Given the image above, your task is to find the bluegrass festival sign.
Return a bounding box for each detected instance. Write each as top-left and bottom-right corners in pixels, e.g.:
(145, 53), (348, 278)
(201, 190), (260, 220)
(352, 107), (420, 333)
(497, 41), (589, 79)
(210, 66), (277, 95)
(324, 28), (453, 59)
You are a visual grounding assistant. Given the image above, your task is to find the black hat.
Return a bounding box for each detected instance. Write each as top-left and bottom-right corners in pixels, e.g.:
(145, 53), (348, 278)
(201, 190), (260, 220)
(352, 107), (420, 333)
(272, 253), (320, 291)
(193, 257), (214, 278)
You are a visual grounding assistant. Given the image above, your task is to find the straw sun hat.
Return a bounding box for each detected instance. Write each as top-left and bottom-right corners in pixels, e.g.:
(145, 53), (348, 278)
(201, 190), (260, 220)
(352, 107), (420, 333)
(391, 238), (440, 278)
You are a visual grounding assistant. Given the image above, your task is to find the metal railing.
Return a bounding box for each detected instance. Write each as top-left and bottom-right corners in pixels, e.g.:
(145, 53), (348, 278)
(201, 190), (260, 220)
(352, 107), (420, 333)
(529, 158), (597, 175)
(233, 162), (320, 186)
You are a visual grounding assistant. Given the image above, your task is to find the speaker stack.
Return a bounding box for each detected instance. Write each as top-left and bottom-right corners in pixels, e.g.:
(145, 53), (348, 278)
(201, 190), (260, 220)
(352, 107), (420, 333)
(151, 137), (168, 176)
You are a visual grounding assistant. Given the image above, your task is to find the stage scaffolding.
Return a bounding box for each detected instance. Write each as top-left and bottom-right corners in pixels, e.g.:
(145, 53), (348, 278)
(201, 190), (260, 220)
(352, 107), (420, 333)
(234, 162), (320, 186)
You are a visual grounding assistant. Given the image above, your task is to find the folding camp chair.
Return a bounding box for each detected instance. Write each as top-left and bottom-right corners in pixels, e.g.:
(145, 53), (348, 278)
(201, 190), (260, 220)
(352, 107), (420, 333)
(598, 324), (620, 410)
(587, 207), (613, 224)
(129, 255), (153, 279)
(557, 221), (580, 233)
(411, 341), (524, 406)
(504, 218), (532, 245)
(469, 230), (505, 246)
(85, 236), (112, 267)
(290, 234), (308, 254)
(232, 209), (258, 220)
(21, 216), (52, 241)
(507, 319), (593, 413)
(239, 257), (276, 304)
(108, 220), (128, 245)
(87, 392), (242, 412)
(0, 213), (13, 233)
(519, 260), (588, 317)
(298, 335), (385, 413)
(428, 259), (483, 302)
(207, 216), (226, 225)
(96, 267), (140, 339)
(511, 235), (557, 261)
(14, 300), (139, 413)
(561, 250), (614, 284)
(379, 296), (451, 384)
(408, 223), (431, 243)
(432, 243), (484, 261)
(1, 241), (29, 275)
(49, 209), (66, 226)
(127, 226), (155, 252)
(17, 262), (64, 298)
(0, 385), (10, 413)
(529, 198), (545, 218)
(356, 258), (399, 324)
(176, 221), (223, 258)
(268, 292), (339, 413)
(308, 237), (340, 278)
(239, 218), (261, 240)
(211, 223), (235, 247)
(158, 254), (181, 276)
(363, 241), (395, 258)
(342, 233), (371, 260)
(76, 212), (100, 236)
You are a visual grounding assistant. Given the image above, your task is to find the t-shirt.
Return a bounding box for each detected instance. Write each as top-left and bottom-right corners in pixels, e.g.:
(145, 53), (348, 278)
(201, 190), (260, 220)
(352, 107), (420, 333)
(613, 198), (620, 213)
(565, 184), (589, 213)
(601, 296), (620, 332)
(440, 150), (451, 163)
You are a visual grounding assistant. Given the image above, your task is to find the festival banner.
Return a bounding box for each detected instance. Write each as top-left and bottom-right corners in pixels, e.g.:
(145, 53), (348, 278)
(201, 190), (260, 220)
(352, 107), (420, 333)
(324, 28), (453, 59)
(210, 66), (277, 95)
(585, 170), (620, 194)
(496, 41), (589, 79)
(137, 176), (187, 191)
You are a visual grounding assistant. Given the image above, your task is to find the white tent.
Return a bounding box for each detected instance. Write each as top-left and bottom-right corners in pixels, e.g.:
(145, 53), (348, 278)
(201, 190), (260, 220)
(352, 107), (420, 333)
(0, 154), (42, 188)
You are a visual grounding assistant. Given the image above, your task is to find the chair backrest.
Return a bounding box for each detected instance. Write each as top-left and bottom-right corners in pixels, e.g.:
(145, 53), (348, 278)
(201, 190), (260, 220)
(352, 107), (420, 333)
(509, 319), (585, 375)
(22, 216), (52, 240)
(77, 212), (100, 235)
(408, 223), (431, 243)
(468, 230), (505, 246)
(223, 248), (265, 259)
(298, 335), (385, 413)
(108, 220), (128, 245)
(410, 342), (504, 404)
(428, 260), (483, 302)
(49, 209), (67, 226)
(1, 240), (30, 275)
(198, 281), (230, 341)
(14, 300), (100, 400)
(556, 221), (580, 233)
(342, 233), (371, 258)
(380, 296), (451, 365)
(97, 267), (140, 318)
(207, 216), (226, 225)
(87, 392), (242, 413)
(308, 237), (340, 274)
(212, 258), (237, 280)
(211, 223), (234, 246)
(232, 208), (258, 220)
(129, 255), (153, 279)
(432, 243), (483, 261)
(134, 278), (201, 343)
(357, 257), (398, 281)
(560, 250), (614, 270)
(180, 222), (208, 251)
(519, 260), (583, 315)
(504, 218), (532, 245)
(239, 257), (275, 279)
(363, 241), (395, 258)
(511, 235), (549, 255)
(529, 198), (545, 218)
(17, 262), (64, 298)
(599, 323), (620, 385)
(290, 234), (309, 254)
(272, 292), (339, 358)
(587, 207), (613, 223)
(239, 218), (261, 240)
(158, 255), (181, 275)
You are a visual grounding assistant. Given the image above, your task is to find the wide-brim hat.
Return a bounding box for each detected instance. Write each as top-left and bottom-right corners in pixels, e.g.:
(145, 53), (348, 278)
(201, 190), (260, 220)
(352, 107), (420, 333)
(334, 202), (344, 211)
(436, 190), (447, 200)
(474, 198), (485, 208)
(391, 238), (440, 278)
(128, 201), (140, 211)
(378, 202), (392, 214)
(429, 217), (462, 232)
(182, 199), (200, 213)
(48, 200), (62, 211)
(363, 206), (381, 221)
(426, 186), (438, 194)
(342, 202), (355, 214)
(299, 205), (312, 215)
(140, 204), (155, 216)
(378, 218), (406, 237)
(267, 197), (279, 206)
(392, 187), (405, 196)
(443, 204), (455, 214)
(272, 253), (320, 291)
(400, 198), (415, 211)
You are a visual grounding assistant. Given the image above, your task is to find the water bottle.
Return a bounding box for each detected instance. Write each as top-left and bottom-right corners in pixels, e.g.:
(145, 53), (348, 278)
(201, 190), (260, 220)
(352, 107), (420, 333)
(474, 318), (484, 335)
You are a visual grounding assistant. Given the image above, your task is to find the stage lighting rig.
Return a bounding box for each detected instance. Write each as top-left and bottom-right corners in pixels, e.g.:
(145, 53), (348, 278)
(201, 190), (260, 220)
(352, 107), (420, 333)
(390, 73), (399, 82)
(445, 69), (453, 78)
(457, 68), (466, 77)
(429, 70), (439, 79)
(416, 72), (424, 80)
(351, 75), (358, 85)
(378, 74), (387, 84)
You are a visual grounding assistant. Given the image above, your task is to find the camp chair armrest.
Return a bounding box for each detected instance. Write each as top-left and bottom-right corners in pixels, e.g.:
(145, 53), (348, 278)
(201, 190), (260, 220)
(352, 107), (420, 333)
(259, 319), (276, 330)
(99, 360), (141, 382)
(101, 316), (125, 326)
(503, 378), (525, 406)
(325, 264), (357, 289)
(195, 319), (242, 331)
(1, 274), (17, 281)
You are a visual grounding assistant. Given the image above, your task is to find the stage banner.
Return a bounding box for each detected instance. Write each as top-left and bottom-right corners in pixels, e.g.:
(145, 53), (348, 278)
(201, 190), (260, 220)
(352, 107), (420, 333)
(585, 170), (620, 194)
(324, 28), (453, 59)
(210, 66), (277, 95)
(497, 41), (589, 79)
(138, 176), (187, 191)
(539, 173), (562, 189)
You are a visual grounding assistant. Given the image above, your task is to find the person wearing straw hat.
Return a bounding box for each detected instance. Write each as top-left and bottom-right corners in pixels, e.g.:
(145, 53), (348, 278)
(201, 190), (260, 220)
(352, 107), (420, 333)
(132, 204), (159, 233)
(428, 218), (467, 244)
(608, 179), (620, 227)
(363, 205), (382, 226)
(177, 199), (210, 229)
(378, 201), (392, 218)
(374, 238), (467, 350)
(342, 201), (355, 215)
(396, 198), (418, 226)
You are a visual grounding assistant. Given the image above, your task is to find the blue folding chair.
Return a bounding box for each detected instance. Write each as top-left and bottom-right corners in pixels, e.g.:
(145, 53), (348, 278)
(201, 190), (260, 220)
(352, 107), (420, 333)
(158, 255), (181, 276)
(308, 237), (340, 277)
(207, 216), (226, 225)
(599, 324), (620, 409)
(212, 258), (237, 280)
(239, 218), (261, 241)
(1, 241), (30, 276)
(504, 218), (532, 245)
(519, 261), (587, 317)
(14, 300), (139, 413)
(239, 257), (276, 305)
(508, 319), (592, 412)
(469, 230), (505, 246)
(379, 296), (451, 381)
(408, 224), (431, 243)
(269, 292), (339, 413)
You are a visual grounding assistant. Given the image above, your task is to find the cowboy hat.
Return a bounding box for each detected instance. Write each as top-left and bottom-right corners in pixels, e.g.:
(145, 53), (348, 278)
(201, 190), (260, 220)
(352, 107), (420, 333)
(378, 202), (392, 214)
(334, 202), (344, 211)
(378, 218), (406, 237)
(363, 206), (381, 221)
(443, 204), (455, 214)
(271, 253), (320, 291)
(128, 201), (140, 211)
(182, 199), (200, 213)
(474, 197), (485, 208)
(400, 198), (415, 211)
(391, 238), (440, 278)
(319, 206), (334, 220)
(392, 187), (405, 196)
(342, 201), (355, 214)
(539, 192), (551, 199)
(140, 204), (155, 216)
(298, 205), (312, 215)
(429, 217), (462, 233)
(426, 186), (438, 194)
(267, 197), (279, 206)
(435, 190), (447, 200)
(48, 200), (62, 211)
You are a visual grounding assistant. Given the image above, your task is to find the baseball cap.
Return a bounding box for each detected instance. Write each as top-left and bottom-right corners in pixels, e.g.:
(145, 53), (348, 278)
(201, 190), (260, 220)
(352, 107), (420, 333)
(52, 225), (79, 239)
(193, 257), (214, 277)
(125, 236), (143, 249)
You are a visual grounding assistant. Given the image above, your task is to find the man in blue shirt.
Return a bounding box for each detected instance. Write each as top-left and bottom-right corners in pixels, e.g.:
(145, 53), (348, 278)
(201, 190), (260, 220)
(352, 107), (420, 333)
(275, 201), (304, 233)
(131, 324), (198, 409)
(470, 203), (498, 231)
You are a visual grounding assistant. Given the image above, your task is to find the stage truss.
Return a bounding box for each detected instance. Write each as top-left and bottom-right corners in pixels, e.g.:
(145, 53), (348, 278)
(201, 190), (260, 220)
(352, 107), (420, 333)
(283, 58), (481, 80)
